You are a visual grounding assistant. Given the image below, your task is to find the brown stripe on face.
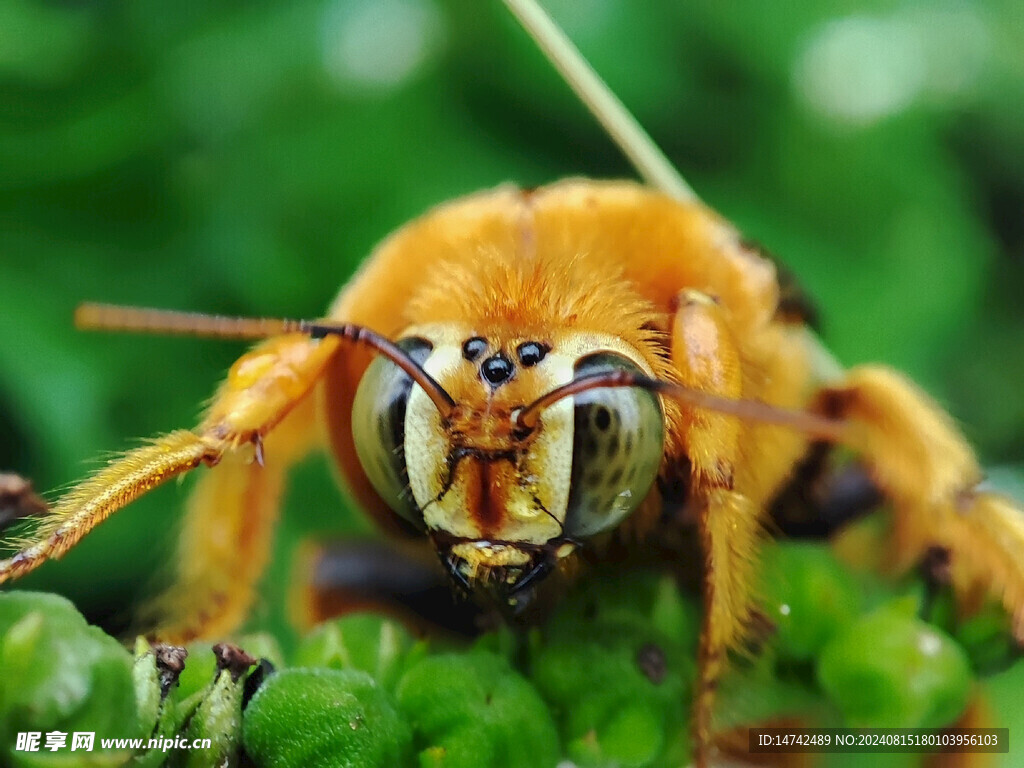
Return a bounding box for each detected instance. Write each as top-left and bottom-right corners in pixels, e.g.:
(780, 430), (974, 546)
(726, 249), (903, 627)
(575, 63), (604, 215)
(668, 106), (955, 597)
(479, 462), (503, 534)
(451, 450), (517, 539)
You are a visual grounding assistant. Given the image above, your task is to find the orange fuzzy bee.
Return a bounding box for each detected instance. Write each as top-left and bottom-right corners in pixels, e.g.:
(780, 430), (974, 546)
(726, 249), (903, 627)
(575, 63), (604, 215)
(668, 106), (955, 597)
(2, 1), (1022, 765)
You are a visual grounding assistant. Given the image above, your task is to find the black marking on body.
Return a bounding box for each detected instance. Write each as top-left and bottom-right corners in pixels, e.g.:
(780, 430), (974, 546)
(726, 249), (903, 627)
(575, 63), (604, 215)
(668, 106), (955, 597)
(740, 237), (821, 331)
(769, 442), (883, 537)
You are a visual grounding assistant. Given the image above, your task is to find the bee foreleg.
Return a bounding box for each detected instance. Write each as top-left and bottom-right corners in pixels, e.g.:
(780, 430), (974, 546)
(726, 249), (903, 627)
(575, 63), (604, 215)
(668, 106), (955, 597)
(694, 488), (760, 765)
(0, 334), (337, 646)
(669, 290), (761, 765)
(0, 430), (217, 584)
(814, 366), (1024, 641)
(669, 290), (743, 489)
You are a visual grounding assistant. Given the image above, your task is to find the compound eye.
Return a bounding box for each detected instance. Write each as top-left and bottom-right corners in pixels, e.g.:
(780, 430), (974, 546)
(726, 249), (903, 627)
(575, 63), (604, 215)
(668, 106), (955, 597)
(351, 337), (432, 527)
(563, 352), (664, 538)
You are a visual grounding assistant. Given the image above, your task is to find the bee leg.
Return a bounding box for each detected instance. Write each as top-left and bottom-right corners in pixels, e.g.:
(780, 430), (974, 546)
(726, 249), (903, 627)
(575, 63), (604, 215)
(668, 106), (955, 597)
(694, 489), (760, 765)
(144, 392), (321, 643)
(0, 334), (337, 643)
(0, 430), (218, 583)
(669, 290), (743, 490)
(670, 290), (760, 766)
(814, 366), (1024, 641)
(143, 334), (339, 642)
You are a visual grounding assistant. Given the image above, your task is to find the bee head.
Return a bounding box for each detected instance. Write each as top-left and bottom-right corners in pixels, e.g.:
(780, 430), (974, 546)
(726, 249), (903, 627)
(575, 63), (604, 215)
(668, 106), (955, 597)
(351, 325), (665, 605)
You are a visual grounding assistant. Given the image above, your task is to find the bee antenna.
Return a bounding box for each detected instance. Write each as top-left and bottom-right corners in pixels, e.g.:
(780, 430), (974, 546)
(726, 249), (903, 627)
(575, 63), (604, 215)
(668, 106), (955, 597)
(515, 370), (845, 443)
(75, 303), (456, 416)
(501, 0), (698, 203)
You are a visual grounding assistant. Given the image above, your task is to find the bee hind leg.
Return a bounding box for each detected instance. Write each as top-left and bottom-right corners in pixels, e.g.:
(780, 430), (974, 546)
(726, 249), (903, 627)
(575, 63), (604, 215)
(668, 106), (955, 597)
(814, 365), (1024, 641)
(140, 413), (304, 644)
(142, 334), (337, 643)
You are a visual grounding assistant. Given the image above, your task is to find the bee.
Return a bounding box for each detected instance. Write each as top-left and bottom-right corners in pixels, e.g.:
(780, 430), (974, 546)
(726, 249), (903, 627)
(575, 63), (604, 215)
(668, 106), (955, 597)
(1, 0), (1021, 765)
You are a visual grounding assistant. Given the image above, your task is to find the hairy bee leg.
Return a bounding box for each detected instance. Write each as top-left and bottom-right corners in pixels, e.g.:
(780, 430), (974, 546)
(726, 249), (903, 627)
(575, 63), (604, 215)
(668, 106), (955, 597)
(0, 431), (218, 583)
(0, 334), (337, 637)
(815, 366), (1024, 640)
(143, 334), (338, 642)
(669, 291), (758, 765)
(670, 290), (743, 485)
(694, 489), (760, 765)
(145, 395), (318, 642)
(146, 393), (321, 643)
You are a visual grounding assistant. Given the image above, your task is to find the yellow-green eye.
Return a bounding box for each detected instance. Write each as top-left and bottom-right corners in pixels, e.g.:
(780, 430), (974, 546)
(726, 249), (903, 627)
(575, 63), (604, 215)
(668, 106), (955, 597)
(563, 352), (664, 537)
(351, 337), (431, 527)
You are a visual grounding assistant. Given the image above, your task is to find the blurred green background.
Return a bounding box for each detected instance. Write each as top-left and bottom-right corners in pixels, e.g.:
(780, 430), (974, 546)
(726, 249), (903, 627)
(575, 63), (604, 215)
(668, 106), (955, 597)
(0, 0), (1022, 636)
